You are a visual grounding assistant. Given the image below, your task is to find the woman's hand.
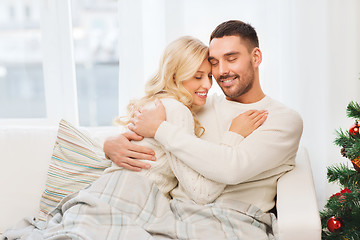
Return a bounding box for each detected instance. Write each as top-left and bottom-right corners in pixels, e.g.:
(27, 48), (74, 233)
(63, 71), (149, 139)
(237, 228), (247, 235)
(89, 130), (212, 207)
(103, 131), (156, 171)
(229, 110), (268, 138)
(128, 99), (166, 138)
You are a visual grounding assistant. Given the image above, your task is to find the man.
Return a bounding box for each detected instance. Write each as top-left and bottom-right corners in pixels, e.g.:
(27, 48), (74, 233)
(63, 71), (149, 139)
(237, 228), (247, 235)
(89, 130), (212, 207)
(105, 20), (303, 238)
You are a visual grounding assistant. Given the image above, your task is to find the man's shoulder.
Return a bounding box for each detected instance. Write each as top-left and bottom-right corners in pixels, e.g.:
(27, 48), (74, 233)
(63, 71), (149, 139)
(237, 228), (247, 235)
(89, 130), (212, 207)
(269, 97), (301, 117)
(267, 97), (303, 128)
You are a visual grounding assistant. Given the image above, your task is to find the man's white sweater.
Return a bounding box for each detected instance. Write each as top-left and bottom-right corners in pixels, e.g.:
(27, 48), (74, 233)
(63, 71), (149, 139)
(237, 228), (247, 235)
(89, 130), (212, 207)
(155, 94), (303, 212)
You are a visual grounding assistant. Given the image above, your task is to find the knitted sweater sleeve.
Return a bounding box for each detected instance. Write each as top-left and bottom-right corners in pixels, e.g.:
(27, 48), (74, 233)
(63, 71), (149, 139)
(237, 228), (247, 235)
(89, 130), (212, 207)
(155, 109), (303, 185)
(161, 99), (225, 204)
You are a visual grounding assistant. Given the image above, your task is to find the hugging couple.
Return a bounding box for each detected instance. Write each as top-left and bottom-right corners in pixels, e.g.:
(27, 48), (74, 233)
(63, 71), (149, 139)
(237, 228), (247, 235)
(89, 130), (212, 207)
(4, 20), (302, 240)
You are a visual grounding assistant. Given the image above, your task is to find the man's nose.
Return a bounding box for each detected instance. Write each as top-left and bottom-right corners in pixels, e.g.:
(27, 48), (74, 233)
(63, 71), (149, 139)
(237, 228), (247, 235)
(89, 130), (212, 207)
(219, 61), (229, 76)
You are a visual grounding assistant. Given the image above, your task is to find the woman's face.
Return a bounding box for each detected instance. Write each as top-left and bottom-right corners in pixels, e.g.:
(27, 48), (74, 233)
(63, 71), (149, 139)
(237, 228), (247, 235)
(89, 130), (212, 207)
(182, 59), (212, 107)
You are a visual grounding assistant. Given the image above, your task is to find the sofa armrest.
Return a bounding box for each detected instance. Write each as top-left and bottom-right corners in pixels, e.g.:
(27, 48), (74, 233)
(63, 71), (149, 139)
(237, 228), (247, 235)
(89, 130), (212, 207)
(276, 147), (322, 240)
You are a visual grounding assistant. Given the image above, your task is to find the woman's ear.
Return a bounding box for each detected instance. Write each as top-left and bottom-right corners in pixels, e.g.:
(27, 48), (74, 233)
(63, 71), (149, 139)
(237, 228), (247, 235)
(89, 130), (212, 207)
(252, 47), (262, 68)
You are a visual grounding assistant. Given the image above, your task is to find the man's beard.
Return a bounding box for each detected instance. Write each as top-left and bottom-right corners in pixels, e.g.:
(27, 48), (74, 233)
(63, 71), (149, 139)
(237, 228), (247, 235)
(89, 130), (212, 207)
(218, 69), (255, 99)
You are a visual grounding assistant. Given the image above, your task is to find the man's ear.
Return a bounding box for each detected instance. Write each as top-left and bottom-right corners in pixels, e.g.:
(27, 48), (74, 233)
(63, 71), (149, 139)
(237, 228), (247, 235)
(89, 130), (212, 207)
(252, 47), (262, 68)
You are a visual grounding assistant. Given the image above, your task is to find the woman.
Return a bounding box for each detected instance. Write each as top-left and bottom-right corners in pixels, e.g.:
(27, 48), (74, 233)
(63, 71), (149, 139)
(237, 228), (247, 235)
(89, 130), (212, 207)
(105, 35), (226, 204)
(4, 36), (266, 239)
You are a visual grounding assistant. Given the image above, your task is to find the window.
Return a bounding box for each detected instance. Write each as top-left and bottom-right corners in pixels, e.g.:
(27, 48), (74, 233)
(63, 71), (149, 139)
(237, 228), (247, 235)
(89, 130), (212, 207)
(0, 0), (120, 126)
(0, 0), (46, 119)
(71, 0), (119, 126)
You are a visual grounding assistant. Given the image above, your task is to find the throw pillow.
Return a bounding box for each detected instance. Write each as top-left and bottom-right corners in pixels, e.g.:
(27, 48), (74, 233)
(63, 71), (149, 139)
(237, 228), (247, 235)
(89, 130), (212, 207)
(38, 119), (112, 220)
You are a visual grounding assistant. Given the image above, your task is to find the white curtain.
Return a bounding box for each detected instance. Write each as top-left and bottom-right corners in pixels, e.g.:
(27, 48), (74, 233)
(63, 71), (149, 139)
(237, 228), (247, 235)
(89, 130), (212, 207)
(118, 0), (360, 208)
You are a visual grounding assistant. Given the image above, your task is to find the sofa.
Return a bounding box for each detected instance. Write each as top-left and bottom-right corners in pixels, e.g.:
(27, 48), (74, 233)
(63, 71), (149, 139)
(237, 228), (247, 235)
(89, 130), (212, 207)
(0, 125), (322, 239)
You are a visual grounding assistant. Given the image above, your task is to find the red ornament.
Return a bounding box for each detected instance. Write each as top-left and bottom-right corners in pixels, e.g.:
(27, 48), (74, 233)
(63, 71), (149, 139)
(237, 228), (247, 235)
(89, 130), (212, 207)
(349, 121), (359, 136)
(327, 216), (343, 232)
(330, 188), (351, 200)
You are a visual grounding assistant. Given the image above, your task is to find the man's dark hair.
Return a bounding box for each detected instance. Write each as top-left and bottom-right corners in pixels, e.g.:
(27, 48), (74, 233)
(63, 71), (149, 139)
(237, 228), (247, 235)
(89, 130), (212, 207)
(210, 20), (259, 51)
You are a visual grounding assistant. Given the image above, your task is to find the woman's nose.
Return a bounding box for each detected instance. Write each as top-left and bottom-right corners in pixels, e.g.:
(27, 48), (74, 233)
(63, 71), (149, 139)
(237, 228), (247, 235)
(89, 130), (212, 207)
(202, 77), (212, 89)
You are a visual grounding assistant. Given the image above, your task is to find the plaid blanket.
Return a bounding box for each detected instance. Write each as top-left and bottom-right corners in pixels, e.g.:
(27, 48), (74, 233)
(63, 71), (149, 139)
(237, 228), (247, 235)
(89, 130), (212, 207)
(3, 170), (278, 240)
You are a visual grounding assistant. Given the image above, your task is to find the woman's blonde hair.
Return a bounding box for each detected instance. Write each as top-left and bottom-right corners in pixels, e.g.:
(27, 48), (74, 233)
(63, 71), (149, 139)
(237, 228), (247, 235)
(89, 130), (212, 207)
(116, 36), (209, 137)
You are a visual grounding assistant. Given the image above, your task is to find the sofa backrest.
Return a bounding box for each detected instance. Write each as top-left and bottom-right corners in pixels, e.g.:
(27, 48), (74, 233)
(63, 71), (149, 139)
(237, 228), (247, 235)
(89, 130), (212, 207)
(0, 127), (58, 233)
(0, 125), (121, 233)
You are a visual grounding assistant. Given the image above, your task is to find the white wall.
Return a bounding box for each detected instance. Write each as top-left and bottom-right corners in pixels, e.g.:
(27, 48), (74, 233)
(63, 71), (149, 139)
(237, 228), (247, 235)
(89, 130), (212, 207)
(118, 0), (360, 209)
(325, 0), (360, 202)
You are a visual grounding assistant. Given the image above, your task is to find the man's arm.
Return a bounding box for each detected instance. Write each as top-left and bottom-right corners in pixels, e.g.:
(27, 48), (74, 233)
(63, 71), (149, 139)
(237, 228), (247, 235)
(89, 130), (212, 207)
(103, 131), (156, 171)
(104, 99), (166, 171)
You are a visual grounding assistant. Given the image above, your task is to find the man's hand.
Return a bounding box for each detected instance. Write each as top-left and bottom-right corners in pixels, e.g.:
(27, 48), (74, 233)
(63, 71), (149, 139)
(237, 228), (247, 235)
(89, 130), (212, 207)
(128, 99), (166, 138)
(103, 131), (156, 171)
(229, 110), (268, 137)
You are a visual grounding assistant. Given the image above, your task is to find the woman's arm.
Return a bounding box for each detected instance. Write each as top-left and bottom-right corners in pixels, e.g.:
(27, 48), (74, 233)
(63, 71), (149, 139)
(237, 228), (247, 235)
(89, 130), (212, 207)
(159, 98), (225, 203)
(229, 110), (268, 137)
(153, 109), (302, 185)
(117, 99), (302, 186)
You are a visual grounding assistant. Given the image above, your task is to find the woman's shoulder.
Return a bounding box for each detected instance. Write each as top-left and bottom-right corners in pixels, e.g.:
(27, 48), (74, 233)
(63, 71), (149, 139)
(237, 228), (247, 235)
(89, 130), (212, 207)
(159, 98), (193, 123)
(159, 98), (188, 110)
(142, 97), (190, 115)
(147, 98), (196, 132)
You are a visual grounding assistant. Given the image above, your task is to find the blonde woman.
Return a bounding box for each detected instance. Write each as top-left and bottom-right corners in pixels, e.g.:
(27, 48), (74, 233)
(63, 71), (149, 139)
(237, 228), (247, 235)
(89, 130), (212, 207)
(104, 36), (226, 204)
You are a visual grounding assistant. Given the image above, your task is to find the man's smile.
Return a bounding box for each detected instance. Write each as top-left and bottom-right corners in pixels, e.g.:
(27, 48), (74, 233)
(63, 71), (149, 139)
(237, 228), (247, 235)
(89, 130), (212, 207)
(219, 75), (238, 87)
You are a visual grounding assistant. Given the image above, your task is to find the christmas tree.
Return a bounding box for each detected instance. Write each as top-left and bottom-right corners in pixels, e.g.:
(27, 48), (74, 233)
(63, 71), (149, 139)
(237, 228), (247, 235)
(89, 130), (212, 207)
(320, 101), (360, 240)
